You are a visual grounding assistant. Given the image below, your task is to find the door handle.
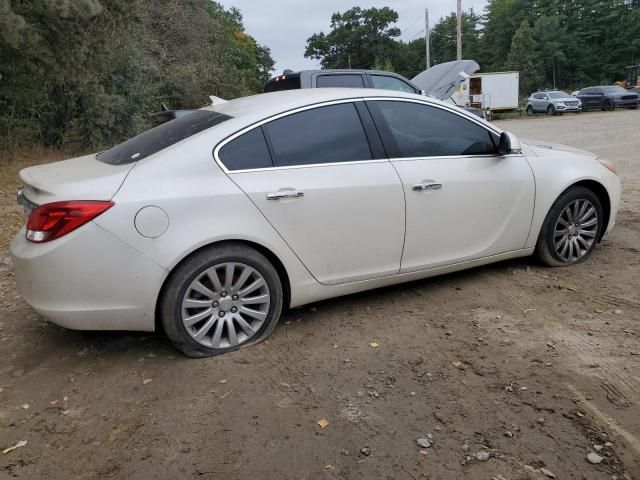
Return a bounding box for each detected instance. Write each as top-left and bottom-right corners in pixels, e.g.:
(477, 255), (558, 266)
(412, 183), (442, 191)
(266, 190), (304, 200)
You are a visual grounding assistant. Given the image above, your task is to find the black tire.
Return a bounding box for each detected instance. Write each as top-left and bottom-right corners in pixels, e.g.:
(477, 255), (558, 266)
(536, 186), (604, 267)
(630, 106), (638, 110)
(160, 243), (284, 357)
(526, 105), (534, 116)
(547, 105), (555, 116)
(604, 100), (615, 111)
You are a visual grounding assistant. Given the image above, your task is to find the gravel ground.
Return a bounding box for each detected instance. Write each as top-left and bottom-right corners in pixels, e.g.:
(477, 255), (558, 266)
(1, 110), (639, 479)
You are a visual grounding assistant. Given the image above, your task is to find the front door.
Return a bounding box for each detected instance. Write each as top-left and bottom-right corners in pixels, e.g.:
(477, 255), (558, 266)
(367, 99), (535, 272)
(216, 101), (406, 285)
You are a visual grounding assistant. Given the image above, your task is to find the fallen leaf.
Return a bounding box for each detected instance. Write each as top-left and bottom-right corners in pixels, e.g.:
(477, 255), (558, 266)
(540, 467), (556, 478)
(369, 342), (379, 348)
(21, 404), (29, 410)
(317, 418), (329, 429)
(2, 440), (27, 455)
(142, 379), (152, 385)
(49, 400), (59, 405)
(324, 464), (335, 472)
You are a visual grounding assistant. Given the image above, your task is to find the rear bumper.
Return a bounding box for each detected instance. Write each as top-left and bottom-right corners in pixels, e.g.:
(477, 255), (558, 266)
(10, 223), (167, 332)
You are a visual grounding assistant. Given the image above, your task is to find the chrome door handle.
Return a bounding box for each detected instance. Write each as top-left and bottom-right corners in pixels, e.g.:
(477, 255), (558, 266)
(412, 183), (442, 191)
(266, 190), (304, 200)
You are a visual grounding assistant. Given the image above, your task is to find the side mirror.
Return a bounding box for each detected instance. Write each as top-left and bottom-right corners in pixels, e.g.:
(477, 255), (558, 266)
(419, 89), (427, 96)
(497, 131), (521, 156)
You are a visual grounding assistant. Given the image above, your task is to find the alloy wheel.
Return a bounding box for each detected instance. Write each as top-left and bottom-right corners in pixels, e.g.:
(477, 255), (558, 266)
(181, 262), (271, 348)
(553, 199), (599, 263)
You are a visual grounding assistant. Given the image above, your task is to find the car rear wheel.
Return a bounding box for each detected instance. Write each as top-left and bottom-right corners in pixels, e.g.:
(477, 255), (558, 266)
(526, 105), (534, 116)
(536, 186), (603, 267)
(160, 243), (283, 357)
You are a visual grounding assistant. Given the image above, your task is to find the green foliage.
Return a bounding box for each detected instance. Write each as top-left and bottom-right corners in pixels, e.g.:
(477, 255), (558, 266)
(305, 7), (401, 69)
(307, 2), (640, 95)
(0, 0), (274, 151)
(507, 20), (544, 96)
(373, 57), (395, 72)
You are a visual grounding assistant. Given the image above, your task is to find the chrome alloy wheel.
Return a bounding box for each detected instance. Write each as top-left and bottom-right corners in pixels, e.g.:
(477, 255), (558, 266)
(181, 262), (271, 348)
(553, 199), (599, 263)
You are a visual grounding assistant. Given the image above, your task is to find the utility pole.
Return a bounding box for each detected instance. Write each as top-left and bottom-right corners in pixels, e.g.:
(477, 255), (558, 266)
(456, 0), (462, 61)
(425, 8), (430, 69)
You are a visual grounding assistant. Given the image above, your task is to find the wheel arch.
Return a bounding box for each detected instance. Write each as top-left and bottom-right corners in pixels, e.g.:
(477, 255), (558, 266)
(562, 179), (611, 242)
(154, 239), (292, 333)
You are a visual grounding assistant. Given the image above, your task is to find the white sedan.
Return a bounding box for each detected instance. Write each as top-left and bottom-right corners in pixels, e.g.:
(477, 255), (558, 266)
(11, 89), (621, 357)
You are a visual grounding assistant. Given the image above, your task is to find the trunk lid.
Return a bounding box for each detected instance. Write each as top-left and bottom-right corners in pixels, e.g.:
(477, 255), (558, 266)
(411, 60), (480, 100)
(19, 153), (134, 206)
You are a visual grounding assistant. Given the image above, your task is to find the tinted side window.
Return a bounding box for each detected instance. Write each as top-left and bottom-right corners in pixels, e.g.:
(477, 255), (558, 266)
(370, 75), (417, 93)
(264, 103), (372, 167)
(316, 75), (365, 88)
(219, 127), (273, 171)
(373, 101), (497, 157)
(533, 93), (543, 99)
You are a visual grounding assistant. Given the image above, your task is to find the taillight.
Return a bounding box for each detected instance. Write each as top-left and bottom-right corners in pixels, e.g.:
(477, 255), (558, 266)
(26, 201), (114, 243)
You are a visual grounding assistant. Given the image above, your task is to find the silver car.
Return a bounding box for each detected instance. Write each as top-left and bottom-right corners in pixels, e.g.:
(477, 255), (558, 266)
(526, 91), (582, 115)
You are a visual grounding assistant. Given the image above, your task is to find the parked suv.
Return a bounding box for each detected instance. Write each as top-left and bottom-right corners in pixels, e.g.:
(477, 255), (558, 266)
(264, 66), (485, 118)
(526, 91), (581, 115)
(577, 86), (640, 111)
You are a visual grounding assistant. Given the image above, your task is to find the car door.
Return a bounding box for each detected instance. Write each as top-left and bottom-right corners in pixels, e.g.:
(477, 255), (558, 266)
(366, 99), (535, 273)
(215, 100), (405, 285)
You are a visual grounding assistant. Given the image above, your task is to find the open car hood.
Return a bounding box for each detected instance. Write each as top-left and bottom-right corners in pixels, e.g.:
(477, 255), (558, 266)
(411, 60), (480, 100)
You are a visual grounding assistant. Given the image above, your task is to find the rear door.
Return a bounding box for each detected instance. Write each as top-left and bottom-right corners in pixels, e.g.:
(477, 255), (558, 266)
(215, 100), (406, 285)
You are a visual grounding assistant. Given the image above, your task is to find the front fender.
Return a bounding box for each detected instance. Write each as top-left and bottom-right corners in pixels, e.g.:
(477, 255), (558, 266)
(523, 142), (621, 248)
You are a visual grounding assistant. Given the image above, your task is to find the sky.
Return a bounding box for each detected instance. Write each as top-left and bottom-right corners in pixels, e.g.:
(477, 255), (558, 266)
(219, 0), (489, 72)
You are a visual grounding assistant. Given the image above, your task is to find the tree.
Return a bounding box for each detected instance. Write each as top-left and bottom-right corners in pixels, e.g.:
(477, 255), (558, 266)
(304, 7), (401, 69)
(429, 10), (482, 66)
(0, 0), (274, 150)
(506, 20), (544, 97)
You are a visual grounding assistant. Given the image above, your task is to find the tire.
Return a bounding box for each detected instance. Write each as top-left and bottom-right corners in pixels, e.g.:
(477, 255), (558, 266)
(536, 186), (604, 267)
(604, 100), (615, 111)
(630, 106), (638, 110)
(547, 105), (555, 116)
(160, 243), (284, 357)
(526, 105), (534, 116)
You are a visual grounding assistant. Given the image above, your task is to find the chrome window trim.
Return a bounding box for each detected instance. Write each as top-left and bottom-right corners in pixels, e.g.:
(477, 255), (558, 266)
(212, 95), (505, 174)
(213, 98), (379, 174)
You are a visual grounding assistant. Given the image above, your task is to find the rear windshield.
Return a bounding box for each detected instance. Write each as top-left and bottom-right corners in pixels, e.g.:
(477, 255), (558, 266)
(264, 75), (301, 93)
(97, 110), (231, 165)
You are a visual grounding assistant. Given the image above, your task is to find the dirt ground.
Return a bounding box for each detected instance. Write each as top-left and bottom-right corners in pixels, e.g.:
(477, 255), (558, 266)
(1, 110), (639, 480)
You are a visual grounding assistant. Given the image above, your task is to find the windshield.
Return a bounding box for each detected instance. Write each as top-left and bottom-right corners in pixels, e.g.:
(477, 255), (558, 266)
(602, 86), (626, 93)
(548, 91), (571, 99)
(97, 110), (231, 165)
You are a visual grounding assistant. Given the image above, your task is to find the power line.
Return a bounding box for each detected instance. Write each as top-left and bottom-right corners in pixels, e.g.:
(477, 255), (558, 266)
(398, 12), (424, 34)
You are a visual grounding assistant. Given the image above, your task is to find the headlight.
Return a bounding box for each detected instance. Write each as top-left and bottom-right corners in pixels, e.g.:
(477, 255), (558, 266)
(598, 159), (617, 175)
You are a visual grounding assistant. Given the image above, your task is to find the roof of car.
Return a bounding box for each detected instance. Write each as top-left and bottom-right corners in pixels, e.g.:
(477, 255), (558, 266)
(206, 88), (424, 121)
(202, 88), (497, 134)
(270, 69), (407, 77)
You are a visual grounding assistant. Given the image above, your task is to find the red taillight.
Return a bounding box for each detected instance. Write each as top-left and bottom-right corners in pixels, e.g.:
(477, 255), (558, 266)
(26, 201), (114, 243)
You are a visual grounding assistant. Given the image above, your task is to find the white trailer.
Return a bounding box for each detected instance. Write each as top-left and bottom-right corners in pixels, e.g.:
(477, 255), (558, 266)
(452, 71), (520, 113)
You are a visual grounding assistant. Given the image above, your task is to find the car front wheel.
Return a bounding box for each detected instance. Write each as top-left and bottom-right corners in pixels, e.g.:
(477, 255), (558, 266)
(160, 243), (284, 357)
(536, 186), (603, 267)
(547, 105), (555, 116)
